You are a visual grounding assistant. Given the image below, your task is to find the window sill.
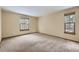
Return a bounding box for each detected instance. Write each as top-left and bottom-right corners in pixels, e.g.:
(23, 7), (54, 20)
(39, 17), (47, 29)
(64, 32), (75, 35)
(20, 29), (29, 31)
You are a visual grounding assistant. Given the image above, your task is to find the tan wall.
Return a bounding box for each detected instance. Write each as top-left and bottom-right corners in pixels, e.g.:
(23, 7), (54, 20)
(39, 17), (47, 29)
(0, 8), (1, 42)
(38, 7), (79, 42)
(2, 10), (38, 38)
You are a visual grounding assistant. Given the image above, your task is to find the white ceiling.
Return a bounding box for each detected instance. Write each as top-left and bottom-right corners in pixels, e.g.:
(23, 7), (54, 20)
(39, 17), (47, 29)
(2, 6), (74, 17)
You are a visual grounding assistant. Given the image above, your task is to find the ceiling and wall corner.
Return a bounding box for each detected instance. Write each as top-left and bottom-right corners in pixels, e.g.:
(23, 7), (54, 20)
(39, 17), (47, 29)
(1, 6), (75, 17)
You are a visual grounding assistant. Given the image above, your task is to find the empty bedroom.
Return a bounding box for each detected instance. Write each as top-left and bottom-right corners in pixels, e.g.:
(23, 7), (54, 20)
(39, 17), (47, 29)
(0, 6), (79, 52)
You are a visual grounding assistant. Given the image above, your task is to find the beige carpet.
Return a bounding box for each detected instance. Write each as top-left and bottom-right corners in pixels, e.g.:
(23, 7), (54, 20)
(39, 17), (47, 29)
(0, 33), (79, 52)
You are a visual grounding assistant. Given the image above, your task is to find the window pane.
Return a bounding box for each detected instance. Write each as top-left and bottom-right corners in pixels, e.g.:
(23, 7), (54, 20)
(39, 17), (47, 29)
(69, 15), (75, 22)
(64, 16), (70, 23)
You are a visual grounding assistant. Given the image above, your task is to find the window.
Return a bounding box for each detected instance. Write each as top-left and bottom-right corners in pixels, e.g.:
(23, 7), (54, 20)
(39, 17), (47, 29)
(64, 12), (75, 34)
(20, 16), (29, 31)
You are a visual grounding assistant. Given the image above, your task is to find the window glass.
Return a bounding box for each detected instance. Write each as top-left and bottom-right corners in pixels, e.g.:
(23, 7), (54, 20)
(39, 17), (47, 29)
(64, 12), (75, 34)
(20, 16), (29, 31)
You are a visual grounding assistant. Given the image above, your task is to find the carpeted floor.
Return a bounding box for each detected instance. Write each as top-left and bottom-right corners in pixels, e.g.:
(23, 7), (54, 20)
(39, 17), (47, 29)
(0, 33), (79, 52)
